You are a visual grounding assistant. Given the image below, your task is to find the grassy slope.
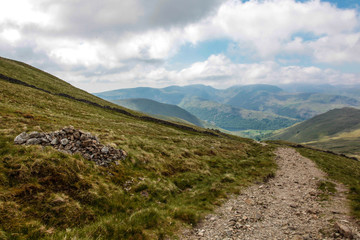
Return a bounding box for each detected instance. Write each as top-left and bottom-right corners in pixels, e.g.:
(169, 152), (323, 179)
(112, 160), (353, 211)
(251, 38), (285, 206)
(0, 57), (276, 239)
(114, 98), (204, 127)
(269, 141), (360, 220)
(179, 97), (299, 131)
(266, 108), (360, 156)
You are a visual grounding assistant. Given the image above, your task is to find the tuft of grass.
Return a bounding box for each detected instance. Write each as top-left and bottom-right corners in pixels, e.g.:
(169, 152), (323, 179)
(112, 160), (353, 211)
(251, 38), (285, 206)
(317, 180), (337, 201)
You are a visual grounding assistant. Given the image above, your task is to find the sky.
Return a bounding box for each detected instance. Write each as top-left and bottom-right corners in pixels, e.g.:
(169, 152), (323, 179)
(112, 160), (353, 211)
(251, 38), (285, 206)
(1, 0), (360, 92)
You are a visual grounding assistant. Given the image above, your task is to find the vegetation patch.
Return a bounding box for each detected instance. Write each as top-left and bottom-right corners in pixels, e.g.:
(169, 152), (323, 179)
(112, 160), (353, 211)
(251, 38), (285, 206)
(317, 180), (337, 201)
(0, 57), (277, 239)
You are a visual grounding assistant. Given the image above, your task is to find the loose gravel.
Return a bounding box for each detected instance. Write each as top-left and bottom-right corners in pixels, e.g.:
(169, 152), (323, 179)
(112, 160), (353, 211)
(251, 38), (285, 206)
(182, 147), (360, 240)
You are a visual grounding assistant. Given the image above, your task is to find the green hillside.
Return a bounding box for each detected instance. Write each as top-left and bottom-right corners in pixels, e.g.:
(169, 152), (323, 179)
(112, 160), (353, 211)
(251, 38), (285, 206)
(227, 90), (360, 120)
(114, 98), (204, 127)
(95, 84), (360, 132)
(179, 97), (299, 131)
(0, 56), (276, 239)
(267, 107), (360, 157)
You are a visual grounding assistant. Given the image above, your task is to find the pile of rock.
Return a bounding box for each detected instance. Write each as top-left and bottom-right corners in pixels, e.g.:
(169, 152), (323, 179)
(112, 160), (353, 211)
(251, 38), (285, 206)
(14, 126), (127, 166)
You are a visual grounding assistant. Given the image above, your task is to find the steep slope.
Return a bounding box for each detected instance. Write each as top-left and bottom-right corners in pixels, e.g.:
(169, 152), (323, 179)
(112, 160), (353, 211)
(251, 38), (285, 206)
(179, 97), (299, 131)
(267, 107), (360, 156)
(113, 98), (204, 127)
(0, 56), (276, 239)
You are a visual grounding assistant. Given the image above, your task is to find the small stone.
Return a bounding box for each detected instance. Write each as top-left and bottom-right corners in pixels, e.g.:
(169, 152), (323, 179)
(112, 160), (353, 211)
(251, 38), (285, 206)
(51, 138), (59, 145)
(63, 126), (74, 133)
(29, 131), (40, 138)
(82, 139), (93, 147)
(60, 138), (69, 146)
(335, 222), (353, 239)
(121, 150), (127, 157)
(26, 138), (41, 145)
(14, 132), (29, 144)
(73, 131), (80, 139)
(101, 146), (109, 154)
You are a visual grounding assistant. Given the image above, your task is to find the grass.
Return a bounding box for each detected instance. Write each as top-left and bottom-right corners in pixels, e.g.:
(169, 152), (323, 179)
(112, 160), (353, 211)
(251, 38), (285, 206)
(267, 107), (360, 143)
(317, 180), (337, 201)
(269, 141), (360, 220)
(0, 56), (277, 239)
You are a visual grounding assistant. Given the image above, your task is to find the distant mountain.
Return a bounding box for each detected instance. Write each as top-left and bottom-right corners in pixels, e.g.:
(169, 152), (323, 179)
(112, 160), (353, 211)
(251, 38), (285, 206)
(94, 84), (220, 105)
(179, 97), (298, 131)
(226, 90), (360, 120)
(267, 107), (360, 156)
(95, 84), (360, 135)
(114, 98), (204, 127)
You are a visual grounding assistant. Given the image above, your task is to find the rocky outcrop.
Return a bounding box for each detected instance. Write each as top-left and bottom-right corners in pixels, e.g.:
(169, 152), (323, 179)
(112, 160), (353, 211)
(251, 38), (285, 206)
(14, 126), (127, 166)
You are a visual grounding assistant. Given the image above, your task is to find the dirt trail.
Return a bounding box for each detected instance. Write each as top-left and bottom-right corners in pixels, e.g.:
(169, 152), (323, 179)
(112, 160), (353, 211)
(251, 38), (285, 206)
(182, 147), (359, 240)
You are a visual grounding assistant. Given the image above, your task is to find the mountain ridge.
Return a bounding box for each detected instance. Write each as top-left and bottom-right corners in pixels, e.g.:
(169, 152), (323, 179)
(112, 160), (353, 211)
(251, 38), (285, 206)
(113, 98), (204, 127)
(266, 107), (360, 157)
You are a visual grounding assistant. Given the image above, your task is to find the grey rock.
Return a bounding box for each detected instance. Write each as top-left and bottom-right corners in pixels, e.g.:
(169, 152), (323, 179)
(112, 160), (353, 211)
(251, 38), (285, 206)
(101, 146), (109, 154)
(51, 138), (59, 145)
(26, 138), (41, 145)
(29, 131), (40, 138)
(63, 126), (74, 133)
(40, 138), (49, 144)
(14, 132), (29, 144)
(14, 127), (126, 166)
(335, 222), (353, 239)
(46, 134), (53, 141)
(60, 138), (69, 146)
(73, 131), (80, 139)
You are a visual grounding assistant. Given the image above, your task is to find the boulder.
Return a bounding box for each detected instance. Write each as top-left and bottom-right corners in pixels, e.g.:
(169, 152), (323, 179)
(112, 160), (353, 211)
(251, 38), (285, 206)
(14, 132), (30, 144)
(26, 138), (41, 145)
(29, 131), (40, 138)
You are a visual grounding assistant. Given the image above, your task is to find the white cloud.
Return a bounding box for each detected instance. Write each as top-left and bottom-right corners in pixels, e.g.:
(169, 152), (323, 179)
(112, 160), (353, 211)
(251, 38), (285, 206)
(0, 28), (21, 43)
(308, 33), (360, 63)
(66, 54), (359, 92)
(185, 0), (360, 61)
(0, 0), (360, 92)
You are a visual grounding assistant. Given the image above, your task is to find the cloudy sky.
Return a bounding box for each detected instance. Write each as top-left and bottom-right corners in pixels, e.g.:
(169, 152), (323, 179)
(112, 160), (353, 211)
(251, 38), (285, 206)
(1, 0), (360, 92)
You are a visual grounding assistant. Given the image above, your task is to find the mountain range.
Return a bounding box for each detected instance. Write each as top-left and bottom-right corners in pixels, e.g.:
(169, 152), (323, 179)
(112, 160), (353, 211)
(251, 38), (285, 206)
(95, 83), (360, 136)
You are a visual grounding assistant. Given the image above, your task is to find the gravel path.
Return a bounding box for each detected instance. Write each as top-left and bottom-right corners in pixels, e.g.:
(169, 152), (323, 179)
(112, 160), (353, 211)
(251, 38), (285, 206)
(182, 147), (360, 240)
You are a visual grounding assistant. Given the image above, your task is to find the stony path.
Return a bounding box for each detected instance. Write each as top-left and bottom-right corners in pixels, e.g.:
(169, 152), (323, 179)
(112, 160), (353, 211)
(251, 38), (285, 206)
(182, 147), (360, 240)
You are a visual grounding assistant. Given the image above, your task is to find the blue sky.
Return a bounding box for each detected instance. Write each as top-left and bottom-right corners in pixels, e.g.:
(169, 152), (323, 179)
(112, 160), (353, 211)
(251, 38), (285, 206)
(0, 0), (360, 91)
